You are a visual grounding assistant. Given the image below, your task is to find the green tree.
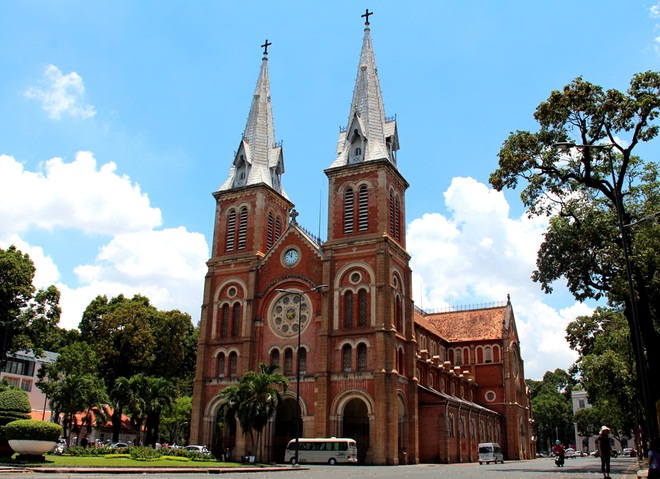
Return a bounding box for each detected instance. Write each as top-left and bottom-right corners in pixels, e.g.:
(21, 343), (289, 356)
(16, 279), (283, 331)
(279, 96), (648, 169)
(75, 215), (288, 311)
(160, 396), (192, 446)
(527, 370), (575, 452)
(218, 363), (288, 461)
(489, 71), (660, 432)
(37, 342), (109, 445)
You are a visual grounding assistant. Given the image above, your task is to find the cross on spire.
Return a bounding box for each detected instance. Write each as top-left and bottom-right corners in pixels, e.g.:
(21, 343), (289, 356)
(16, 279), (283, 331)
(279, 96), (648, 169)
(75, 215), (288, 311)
(361, 8), (373, 25)
(261, 39), (272, 56)
(290, 209), (299, 224)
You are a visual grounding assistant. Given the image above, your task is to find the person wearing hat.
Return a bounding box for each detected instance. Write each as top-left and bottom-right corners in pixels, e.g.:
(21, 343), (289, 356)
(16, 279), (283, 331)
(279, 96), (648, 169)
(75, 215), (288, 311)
(597, 426), (612, 479)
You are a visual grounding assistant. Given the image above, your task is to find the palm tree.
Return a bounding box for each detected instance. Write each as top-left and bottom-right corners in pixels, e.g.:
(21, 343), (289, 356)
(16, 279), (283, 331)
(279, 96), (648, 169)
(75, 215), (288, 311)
(142, 376), (176, 445)
(218, 363), (288, 462)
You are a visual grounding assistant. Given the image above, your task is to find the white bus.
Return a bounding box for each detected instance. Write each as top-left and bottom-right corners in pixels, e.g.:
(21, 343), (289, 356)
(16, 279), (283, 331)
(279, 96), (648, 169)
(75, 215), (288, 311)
(284, 437), (358, 465)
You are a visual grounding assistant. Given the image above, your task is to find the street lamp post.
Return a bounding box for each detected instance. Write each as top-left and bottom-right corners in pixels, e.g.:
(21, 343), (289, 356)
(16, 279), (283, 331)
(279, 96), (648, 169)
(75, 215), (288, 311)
(554, 142), (657, 441)
(274, 284), (327, 465)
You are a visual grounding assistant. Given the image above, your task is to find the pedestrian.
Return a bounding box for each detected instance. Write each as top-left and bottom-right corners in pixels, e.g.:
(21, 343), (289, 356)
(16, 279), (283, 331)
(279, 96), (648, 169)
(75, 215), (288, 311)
(597, 426), (612, 479)
(648, 438), (660, 479)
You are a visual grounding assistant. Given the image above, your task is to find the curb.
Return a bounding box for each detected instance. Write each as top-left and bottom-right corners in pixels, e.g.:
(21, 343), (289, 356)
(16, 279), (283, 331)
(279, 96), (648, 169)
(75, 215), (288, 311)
(0, 466), (301, 474)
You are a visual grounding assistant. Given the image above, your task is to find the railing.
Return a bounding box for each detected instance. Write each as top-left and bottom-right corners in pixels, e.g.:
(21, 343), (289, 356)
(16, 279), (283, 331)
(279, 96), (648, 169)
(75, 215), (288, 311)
(415, 301), (508, 316)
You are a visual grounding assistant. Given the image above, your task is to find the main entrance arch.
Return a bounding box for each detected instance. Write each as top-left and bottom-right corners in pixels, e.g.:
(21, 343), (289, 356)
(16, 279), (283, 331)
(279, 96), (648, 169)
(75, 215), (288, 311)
(273, 397), (298, 463)
(341, 397), (370, 464)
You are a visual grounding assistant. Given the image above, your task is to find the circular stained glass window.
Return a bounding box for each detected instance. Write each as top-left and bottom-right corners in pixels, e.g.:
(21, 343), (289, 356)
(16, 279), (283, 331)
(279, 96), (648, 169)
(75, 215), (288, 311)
(269, 292), (312, 338)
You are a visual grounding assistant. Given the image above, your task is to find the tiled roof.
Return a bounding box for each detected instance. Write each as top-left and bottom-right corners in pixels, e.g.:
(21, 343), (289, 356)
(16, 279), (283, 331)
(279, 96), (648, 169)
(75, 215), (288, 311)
(416, 306), (508, 343)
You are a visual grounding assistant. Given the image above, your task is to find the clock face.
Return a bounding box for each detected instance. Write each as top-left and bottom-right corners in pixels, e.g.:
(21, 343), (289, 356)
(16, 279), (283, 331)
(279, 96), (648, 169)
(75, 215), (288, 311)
(283, 248), (299, 266)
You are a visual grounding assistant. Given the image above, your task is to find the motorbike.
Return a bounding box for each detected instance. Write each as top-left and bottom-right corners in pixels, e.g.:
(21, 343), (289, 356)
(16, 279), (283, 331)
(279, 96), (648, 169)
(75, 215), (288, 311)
(555, 454), (565, 467)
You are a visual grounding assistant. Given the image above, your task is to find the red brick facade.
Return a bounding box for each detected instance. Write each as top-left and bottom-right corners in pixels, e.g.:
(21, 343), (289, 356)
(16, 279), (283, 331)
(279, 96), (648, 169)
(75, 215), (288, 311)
(190, 22), (533, 465)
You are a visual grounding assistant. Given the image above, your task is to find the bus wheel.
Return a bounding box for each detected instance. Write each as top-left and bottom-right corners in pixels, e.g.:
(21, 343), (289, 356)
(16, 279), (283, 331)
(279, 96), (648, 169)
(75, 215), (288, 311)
(328, 458), (337, 465)
(290, 458), (297, 465)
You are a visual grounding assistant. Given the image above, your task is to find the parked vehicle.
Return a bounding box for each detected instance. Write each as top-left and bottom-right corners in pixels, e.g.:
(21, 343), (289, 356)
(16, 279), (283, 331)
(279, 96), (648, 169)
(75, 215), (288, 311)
(622, 447), (636, 456)
(565, 448), (576, 458)
(478, 442), (504, 465)
(184, 445), (210, 455)
(109, 442), (128, 448)
(284, 438), (358, 465)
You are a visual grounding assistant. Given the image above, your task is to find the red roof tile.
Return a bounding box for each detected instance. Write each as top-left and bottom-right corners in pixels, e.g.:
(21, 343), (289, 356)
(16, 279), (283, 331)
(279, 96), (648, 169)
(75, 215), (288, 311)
(416, 306), (508, 342)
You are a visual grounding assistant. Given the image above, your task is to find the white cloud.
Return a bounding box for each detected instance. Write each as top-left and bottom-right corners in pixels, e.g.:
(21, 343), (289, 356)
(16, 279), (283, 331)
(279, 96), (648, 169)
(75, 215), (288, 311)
(408, 177), (591, 379)
(0, 153), (208, 330)
(650, 3), (660, 18)
(0, 153), (162, 237)
(24, 65), (96, 120)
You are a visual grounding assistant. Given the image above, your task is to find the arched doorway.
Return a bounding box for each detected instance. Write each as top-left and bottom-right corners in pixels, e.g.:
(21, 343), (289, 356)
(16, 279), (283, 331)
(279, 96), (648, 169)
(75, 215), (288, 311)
(342, 398), (369, 464)
(273, 397), (299, 463)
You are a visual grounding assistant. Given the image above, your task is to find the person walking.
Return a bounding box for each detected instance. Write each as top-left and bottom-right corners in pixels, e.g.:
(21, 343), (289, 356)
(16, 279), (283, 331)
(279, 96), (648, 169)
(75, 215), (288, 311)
(597, 426), (612, 479)
(648, 438), (660, 479)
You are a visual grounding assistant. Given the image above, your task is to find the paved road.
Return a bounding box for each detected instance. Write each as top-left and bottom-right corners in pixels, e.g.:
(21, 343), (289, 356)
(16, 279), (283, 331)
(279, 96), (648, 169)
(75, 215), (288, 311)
(0, 456), (640, 479)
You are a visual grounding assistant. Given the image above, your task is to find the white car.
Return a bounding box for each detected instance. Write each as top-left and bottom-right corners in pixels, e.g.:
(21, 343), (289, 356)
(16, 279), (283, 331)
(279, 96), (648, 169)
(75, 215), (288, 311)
(565, 448), (576, 458)
(184, 445), (210, 455)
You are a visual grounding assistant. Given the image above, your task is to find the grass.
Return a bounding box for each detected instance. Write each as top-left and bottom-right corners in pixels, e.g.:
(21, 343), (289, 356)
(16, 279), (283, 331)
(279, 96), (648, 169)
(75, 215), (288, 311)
(0, 454), (251, 468)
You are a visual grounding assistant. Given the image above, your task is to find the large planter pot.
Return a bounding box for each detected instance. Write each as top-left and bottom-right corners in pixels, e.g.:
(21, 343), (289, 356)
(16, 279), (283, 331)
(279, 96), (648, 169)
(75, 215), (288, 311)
(8, 439), (56, 461)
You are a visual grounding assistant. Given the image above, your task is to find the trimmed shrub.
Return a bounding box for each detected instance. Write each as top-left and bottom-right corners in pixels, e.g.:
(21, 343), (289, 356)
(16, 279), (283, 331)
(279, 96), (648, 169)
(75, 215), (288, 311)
(0, 390), (31, 425)
(4, 420), (62, 442)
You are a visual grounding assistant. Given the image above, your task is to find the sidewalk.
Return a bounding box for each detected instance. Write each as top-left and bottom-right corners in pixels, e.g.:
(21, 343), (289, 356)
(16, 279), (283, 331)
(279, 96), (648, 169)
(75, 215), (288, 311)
(0, 465), (300, 474)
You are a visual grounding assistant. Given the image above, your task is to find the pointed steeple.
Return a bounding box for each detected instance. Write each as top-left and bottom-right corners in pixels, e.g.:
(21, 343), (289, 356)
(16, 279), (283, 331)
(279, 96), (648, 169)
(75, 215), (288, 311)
(330, 12), (399, 169)
(218, 41), (287, 197)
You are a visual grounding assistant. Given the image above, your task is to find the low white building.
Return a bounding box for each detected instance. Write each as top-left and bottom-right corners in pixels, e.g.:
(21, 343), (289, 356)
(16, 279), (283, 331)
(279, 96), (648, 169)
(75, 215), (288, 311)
(572, 390), (626, 454)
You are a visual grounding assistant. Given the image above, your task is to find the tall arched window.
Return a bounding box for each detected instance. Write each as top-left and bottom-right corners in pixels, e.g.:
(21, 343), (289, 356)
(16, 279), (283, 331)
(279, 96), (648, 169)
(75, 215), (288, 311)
(267, 213), (274, 250)
(299, 348), (307, 375)
(344, 291), (353, 328)
(232, 303), (241, 337)
(229, 352), (237, 378)
(395, 295), (403, 331)
(226, 210), (236, 252)
(342, 345), (352, 372)
(344, 187), (354, 234)
(270, 349), (279, 367)
(221, 304), (229, 338)
(357, 343), (367, 371)
(237, 206), (248, 250)
(284, 349), (293, 376)
(455, 349), (463, 366)
(484, 346), (492, 363)
(358, 184), (368, 231)
(389, 190), (395, 236)
(358, 289), (367, 327)
(217, 353), (225, 378)
(395, 196), (401, 240)
(275, 216), (281, 240)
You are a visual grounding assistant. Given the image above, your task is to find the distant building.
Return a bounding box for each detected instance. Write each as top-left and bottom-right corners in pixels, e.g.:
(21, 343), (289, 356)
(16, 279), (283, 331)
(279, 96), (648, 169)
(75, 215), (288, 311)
(1, 350), (57, 419)
(571, 390), (626, 453)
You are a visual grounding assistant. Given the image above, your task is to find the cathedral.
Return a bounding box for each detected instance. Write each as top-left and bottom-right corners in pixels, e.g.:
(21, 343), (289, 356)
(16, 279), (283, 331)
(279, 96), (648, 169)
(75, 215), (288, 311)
(190, 13), (534, 465)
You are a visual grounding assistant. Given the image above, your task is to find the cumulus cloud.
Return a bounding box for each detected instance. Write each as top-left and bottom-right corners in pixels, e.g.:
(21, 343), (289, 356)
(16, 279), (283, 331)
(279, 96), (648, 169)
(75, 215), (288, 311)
(0, 153), (208, 330)
(0, 153), (161, 237)
(24, 65), (96, 120)
(651, 3), (660, 18)
(407, 177), (592, 379)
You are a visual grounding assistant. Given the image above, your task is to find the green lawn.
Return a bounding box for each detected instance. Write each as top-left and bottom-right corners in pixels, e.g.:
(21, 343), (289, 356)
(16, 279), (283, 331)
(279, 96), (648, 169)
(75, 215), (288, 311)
(0, 454), (248, 468)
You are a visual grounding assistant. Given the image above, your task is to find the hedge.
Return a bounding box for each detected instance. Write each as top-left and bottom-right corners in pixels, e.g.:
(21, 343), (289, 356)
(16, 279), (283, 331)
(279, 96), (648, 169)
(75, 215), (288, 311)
(0, 390), (31, 425)
(4, 420), (62, 442)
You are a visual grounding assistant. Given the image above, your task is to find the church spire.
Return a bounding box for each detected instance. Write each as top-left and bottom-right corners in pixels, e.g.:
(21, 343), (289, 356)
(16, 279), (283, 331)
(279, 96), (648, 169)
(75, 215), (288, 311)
(330, 10), (399, 169)
(218, 40), (286, 197)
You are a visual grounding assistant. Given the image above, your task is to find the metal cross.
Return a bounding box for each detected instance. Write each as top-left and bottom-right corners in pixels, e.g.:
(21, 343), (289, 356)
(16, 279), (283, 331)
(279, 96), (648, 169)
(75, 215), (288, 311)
(361, 9), (373, 25)
(290, 209), (299, 223)
(261, 39), (272, 56)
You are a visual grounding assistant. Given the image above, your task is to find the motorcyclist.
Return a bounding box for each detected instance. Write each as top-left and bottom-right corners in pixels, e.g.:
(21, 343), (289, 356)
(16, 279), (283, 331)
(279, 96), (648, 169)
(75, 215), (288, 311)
(553, 440), (565, 467)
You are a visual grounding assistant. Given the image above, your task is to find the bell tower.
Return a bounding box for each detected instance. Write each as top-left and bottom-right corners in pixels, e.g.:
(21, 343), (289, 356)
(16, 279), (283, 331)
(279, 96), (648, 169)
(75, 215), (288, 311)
(323, 10), (418, 465)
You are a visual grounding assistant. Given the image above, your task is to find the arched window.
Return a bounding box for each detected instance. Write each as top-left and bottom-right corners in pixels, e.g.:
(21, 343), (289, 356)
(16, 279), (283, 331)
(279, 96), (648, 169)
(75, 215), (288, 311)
(226, 210), (236, 252)
(299, 348), (307, 375)
(232, 303), (241, 337)
(358, 184), (368, 231)
(344, 291), (353, 328)
(344, 188), (354, 234)
(237, 206), (248, 250)
(455, 349), (463, 366)
(342, 345), (352, 372)
(357, 343), (367, 371)
(358, 289), (367, 327)
(355, 147), (362, 156)
(484, 346), (492, 363)
(229, 352), (237, 378)
(395, 196), (401, 240)
(284, 349), (293, 376)
(449, 414), (455, 437)
(217, 353), (225, 378)
(267, 213), (274, 250)
(275, 216), (281, 240)
(389, 190), (395, 236)
(221, 304), (230, 338)
(395, 295), (403, 331)
(270, 349), (279, 367)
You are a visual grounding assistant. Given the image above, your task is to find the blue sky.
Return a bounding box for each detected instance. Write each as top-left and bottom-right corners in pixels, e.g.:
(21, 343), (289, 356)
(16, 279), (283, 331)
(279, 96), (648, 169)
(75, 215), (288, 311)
(1, 1), (659, 379)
